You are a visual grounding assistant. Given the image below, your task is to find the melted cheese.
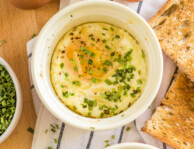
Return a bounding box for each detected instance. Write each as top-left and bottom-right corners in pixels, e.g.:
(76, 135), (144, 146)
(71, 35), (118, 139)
(50, 23), (147, 118)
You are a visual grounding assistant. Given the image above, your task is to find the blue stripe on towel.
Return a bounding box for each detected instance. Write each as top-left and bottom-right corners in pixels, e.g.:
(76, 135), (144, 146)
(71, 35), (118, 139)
(28, 53), (32, 58)
(86, 131), (94, 149)
(163, 143), (167, 149)
(137, 0), (143, 14)
(57, 123), (65, 149)
(31, 85), (34, 89)
(118, 126), (125, 143)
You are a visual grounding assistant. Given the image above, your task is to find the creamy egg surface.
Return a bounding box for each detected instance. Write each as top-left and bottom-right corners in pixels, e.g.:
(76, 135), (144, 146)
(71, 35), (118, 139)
(50, 23), (147, 118)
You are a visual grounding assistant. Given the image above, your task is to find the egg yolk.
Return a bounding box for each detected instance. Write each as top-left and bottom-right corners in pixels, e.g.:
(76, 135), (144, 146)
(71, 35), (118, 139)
(65, 40), (112, 81)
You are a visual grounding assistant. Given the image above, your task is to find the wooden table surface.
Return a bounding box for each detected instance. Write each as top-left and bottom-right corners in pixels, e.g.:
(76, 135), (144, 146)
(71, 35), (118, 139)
(0, 0), (59, 148)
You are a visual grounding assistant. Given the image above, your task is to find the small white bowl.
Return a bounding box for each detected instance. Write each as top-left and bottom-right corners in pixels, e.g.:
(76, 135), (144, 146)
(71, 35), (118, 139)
(31, 0), (163, 130)
(106, 143), (158, 149)
(0, 58), (22, 143)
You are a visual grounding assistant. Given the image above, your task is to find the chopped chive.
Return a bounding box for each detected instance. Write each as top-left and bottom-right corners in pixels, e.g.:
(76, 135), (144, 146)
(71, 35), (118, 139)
(88, 59), (93, 65)
(72, 80), (81, 86)
(64, 72), (68, 77)
(50, 124), (55, 129)
(90, 127), (95, 130)
(27, 127), (34, 134)
(69, 92), (75, 96)
(73, 66), (78, 71)
(69, 58), (73, 61)
(0, 41), (2, 47)
(102, 67), (108, 72)
(90, 52), (95, 57)
(81, 47), (86, 51)
(79, 54), (84, 59)
(54, 138), (58, 144)
(47, 147), (52, 149)
(141, 50), (145, 58)
(60, 63), (64, 69)
(130, 93), (136, 98)
(105, 45), (110, 50)
(112, 135), (115, 139)
(91, 37), (95, 41)
(102, 33), (105, 36)
(51, 128), (56, 133)
(89, 34), (93, 37)
(63, 91), (69, 98)
(105, 144), (110, 147)
(105, 79), (112, 85)
(91, 78), (97, 83)
(73, 106), (77, 110)
(115, 35), (120, 39)
(0, 64), (16, 135)
(72, 61), (77, 65)
(102, 39), (106, 43)
(137, 79), (142, 84)
(45, 129), (48, 134)
(104, 60), (113, 66)
(105, 140), (109, 143)
(110, 27), (114, 31)
(103, 28), (107, 30)
(126, 127), (130, 131)
(31, 33), (36, 39)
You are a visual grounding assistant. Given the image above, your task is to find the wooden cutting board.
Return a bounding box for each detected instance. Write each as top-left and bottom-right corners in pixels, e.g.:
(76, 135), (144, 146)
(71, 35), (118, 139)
(0, 0), (59, 148)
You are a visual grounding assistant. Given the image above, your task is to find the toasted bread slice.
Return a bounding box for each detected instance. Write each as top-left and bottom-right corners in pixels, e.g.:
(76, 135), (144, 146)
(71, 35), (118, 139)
(142, 73), (194, 149)
(149, 0), (194, 82)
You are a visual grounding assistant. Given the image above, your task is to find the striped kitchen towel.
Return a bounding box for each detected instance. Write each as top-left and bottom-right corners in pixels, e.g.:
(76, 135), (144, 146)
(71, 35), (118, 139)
(27, 0), (176, 149)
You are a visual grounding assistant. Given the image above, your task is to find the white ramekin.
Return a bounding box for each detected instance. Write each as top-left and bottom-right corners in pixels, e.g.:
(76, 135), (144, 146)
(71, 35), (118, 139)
(31, 0), (163, 131)
(106, 143), (158, 149)
(0, 57), (23, 143)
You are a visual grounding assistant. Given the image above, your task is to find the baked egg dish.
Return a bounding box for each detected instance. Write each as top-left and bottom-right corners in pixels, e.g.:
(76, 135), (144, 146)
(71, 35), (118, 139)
(50, 23), (147, 118)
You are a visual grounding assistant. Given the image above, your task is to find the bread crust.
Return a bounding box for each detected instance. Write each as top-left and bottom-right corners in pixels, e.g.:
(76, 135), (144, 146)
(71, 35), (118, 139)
(149, 0), (194, 82)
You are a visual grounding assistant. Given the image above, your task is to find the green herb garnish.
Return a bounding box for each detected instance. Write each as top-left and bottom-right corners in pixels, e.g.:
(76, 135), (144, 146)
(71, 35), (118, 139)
(90, 52), (95, 58)
(102, 67), (108, 72)
(73, 66), (78, 71)
(90, 127), (95, 130)
(104, 60), (113, 66)
(0, 65), (16, 135)
(88, 59), (93, 65)
(60, 63), (64, 69)
(31, 33), (36, 39)
(126, 127), (130, 131)
(62, 91), (69, 98)
(91, 78), (97, 83)
(105, 45), (110, 50)
(112, 135), (115, 139)
(27, 127), (34, 134)
(137, 79), (142, 84)
(72, 81), (81, 86)
(115, 35), (120, 39)
(102, 39), (106, 43)
(104, 79), (112, 85)
(54, 138), (58, 144)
